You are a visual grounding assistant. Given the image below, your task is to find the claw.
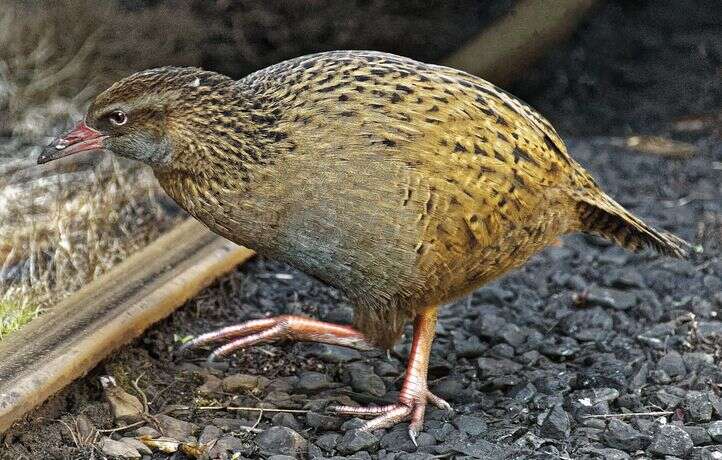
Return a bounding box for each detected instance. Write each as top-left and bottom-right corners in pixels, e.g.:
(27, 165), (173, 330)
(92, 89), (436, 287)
(427, 390), (453, 412)
(408, 428), (418, 447)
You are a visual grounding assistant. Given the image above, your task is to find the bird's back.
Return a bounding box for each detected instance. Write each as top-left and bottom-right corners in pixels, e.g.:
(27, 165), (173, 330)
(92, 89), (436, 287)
(235, 51), (584, 279)
(160, 51), (687, 346)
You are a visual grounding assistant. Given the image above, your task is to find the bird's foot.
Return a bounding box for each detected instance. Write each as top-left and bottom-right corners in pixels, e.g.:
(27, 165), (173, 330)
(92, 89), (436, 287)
(178, 315), (374, 361)
(329, 306), (448, 444)
(329, 390), (452, 445)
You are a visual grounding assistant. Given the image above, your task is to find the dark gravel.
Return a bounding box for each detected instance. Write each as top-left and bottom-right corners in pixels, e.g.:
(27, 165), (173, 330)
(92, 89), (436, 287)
(3, 1), (721, 459)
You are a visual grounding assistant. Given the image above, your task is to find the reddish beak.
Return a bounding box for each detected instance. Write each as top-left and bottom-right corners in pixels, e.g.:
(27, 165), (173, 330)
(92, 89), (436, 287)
(37, 120), (108, 165)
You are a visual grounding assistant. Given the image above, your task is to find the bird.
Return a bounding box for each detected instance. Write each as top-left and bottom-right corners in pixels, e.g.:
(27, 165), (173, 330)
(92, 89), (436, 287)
(38, 50), (689, 441)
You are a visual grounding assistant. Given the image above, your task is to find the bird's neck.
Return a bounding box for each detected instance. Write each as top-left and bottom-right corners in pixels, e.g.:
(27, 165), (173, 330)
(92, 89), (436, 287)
(165, 81), (295, 171)
(153, 82), (294, 227)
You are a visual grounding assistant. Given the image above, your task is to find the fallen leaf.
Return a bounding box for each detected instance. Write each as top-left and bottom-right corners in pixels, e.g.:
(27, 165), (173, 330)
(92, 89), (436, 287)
(100, 375), (145, 423)
(138, 435), (180, 453)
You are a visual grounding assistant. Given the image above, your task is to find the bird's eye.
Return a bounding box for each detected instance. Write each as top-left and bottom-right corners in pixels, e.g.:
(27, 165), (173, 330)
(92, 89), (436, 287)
(108, 110), (128, 126)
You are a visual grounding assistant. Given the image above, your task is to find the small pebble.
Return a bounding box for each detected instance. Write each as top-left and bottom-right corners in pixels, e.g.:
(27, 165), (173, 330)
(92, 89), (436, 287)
(304, 343), (362, 363)
(539, 404), (571, 440)
(297, 371), (332, 392)
(222, 373), (270, 393)
(346, 363), (386, 397)
(686, 391), (713, 422)
(336, 429), (379, 454)
(586, 286), (638, 310)
(209, 436), (245, 457)
(683, 425), (712, 446)
(601, 419), (651, 451)
(257, 426), (307, 456)
(658, 351), (687, 378)
(708, 420), (722, 442)
(155, 414), (198, 440)
(453, 415), (487, 436)
(316, 433), (341, 452)
(198, 425), (221, 444)
(647, 424), (693, 457)
(100, 437), (141, 459)
(306, 412), (343, 431)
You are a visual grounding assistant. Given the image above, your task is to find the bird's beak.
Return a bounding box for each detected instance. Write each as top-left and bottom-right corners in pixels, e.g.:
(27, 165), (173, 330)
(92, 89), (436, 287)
(37, 120), (108, 165)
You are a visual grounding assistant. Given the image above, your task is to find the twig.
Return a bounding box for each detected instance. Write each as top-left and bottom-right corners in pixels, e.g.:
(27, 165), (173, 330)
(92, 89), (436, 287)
(131, 373), (149, 413)
(250, 410), (263, 431)
(583, 411), (673, 419)
(197, 405), (309, 414)
(225, 410), (264, 434)
(97, 420), (145, 433)
(57, 418), (80, 448)
(235, 425), (263, 433)
(150, 379), (181, 406)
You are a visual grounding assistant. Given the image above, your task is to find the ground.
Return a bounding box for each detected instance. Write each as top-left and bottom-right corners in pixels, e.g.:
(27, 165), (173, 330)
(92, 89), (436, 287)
(2, 0), (721, 459)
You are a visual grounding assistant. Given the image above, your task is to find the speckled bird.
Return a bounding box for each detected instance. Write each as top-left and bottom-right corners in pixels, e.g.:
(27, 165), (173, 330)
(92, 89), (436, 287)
(39, 51), (689, 440)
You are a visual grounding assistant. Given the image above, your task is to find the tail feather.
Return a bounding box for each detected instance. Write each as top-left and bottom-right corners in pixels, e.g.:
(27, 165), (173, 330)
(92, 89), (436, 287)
(574, 193), (690, 259)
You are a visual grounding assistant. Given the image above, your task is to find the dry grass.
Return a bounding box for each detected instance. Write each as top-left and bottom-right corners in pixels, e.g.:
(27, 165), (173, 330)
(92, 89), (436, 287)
(0, 0), (186, 332)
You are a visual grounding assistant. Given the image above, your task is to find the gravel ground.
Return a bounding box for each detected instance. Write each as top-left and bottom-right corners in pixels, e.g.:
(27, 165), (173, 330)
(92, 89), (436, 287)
(3, 1), (722, 459)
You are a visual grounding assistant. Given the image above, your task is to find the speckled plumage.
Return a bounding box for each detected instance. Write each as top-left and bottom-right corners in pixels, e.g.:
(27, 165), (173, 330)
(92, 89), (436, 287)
(88, 51), (688, 347)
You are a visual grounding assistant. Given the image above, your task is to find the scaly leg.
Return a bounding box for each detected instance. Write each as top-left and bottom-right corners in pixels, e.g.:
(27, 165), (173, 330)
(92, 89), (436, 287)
(180, 308), (452, 442)
(179, 315), (374, 361)
(328, 305), (452, 444)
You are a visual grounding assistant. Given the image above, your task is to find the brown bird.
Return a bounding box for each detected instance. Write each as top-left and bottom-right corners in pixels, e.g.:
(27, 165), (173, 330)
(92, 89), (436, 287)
(38, 51), (688, 440)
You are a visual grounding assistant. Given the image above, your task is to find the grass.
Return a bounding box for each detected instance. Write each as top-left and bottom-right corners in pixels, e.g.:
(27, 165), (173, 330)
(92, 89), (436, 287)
(0, 0), (197, 338)
(0, 297), (40, 339)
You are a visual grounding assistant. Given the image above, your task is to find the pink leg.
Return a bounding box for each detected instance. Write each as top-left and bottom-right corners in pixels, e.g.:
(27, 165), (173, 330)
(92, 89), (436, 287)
(329, 306), (452, 444)
(179, 315), (374, 361)
(180, 309), (452, 442)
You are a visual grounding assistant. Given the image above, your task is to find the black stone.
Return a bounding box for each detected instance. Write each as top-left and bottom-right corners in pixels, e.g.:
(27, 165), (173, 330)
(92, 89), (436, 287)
(685, 391), (713, 422)
(601, 419), (651, 451)
(257, 426), (307, 456)
(315, 433), (341, 452)
(453, 415), (487, 436)
(647, 425), (693, 457)
(306, 412), (343, 431)
(297, 372), (333, 392)
(658, 351), (687, 378)
(539, 404), (571, 440)
(586, 287), (638, 310)
(337, 430), (379, 454)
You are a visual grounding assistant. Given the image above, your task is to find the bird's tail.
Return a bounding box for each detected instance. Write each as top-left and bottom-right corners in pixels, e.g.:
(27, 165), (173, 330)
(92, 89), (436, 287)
(572, 191), (690, 259)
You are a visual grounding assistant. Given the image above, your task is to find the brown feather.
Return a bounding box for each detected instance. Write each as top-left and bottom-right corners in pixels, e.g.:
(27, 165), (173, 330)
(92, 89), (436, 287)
(86, 51), (689, 347)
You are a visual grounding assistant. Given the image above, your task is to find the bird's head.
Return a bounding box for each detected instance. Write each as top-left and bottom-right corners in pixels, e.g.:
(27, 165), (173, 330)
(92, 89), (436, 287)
(37, 67), (236, 168)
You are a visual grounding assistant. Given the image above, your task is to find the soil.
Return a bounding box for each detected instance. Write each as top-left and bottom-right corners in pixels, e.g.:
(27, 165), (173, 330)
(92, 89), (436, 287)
(114, 0), (513, 79)
(3, 1), (722, 459)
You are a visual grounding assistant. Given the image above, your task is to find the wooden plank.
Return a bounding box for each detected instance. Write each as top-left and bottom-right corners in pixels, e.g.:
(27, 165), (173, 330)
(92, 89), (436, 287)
(0, 219), (254, 432)
(442, 0), (599, 85)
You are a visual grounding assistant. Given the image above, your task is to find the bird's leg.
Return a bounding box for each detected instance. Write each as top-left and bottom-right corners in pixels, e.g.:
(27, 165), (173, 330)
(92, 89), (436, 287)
(179, 315), (374, 361)
(329, 305), (452, 444)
